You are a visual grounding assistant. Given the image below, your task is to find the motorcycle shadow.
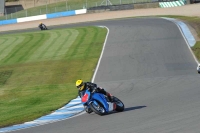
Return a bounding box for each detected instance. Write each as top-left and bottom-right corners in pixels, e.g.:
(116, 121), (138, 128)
(114, 105), (146, 114)
(94, 106), (147, 116)
(123, 106), (147, 112)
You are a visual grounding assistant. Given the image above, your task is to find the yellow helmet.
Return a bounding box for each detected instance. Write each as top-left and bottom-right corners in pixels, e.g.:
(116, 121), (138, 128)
(76, 79), (84, 91)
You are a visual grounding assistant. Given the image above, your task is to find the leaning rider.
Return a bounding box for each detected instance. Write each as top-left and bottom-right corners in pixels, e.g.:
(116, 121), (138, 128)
(197, 64), (200, 73)
(38, 22), (46, 30)
(76, 79), (113, 113)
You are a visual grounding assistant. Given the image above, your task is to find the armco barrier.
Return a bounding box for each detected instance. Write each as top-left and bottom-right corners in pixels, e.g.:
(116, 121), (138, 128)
(75, 9), (87, 15)
(0, 9), (87, 26)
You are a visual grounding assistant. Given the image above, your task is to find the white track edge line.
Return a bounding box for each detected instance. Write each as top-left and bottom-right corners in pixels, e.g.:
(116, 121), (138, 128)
(91, 26), (109, 82)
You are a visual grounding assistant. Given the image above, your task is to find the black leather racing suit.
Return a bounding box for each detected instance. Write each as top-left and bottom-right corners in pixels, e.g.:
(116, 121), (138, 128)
(38, 23), (47, 30)
(78, 82), (107, 98)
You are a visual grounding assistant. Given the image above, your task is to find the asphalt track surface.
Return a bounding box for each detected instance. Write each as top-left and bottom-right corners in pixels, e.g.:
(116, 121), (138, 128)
(3, 17), (200, 133)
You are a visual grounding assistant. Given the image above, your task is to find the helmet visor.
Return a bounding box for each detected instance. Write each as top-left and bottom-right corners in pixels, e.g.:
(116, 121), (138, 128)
(77, 82), (83, 89)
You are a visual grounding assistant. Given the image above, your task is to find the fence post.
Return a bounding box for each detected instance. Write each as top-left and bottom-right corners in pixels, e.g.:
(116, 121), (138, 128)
(4, 8), (7, 20)
(5, 8), (7, 20)
(66, 0), (68, 10)
(46, 1), (48, 13)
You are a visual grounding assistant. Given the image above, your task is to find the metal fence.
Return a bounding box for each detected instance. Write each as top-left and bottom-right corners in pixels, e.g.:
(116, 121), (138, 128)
(1, 0), (174, 20)
(0, 0), (5, 15)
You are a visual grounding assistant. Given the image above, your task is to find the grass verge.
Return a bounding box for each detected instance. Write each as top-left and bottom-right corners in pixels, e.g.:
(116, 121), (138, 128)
(0, 26), (107, 127)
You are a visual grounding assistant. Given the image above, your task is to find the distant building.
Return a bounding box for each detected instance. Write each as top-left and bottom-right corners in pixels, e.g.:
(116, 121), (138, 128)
(0, 0), (5, 16)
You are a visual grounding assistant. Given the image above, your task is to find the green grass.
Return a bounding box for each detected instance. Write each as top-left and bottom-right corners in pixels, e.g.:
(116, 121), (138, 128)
(0, 70), (12, 85)
(191, 41), (200, 61)
(0, 26), (107, 127)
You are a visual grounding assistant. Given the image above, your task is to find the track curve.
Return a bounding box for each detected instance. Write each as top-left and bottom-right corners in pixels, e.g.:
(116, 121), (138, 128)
(7, 17), (200, 133)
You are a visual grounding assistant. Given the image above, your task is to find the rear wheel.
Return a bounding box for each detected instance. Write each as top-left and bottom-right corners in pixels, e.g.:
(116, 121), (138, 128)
(113, 96), (124, 112)
(89, 101), (106, 116)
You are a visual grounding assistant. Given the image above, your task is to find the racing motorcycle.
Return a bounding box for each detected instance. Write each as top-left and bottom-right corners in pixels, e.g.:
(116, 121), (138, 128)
(38, 23), (48, 30)
(197, 64), (200, 74)
(81, 89), (124, 115)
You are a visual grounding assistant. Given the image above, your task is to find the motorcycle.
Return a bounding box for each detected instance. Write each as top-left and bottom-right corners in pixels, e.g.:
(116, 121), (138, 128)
(197, 64), (200, 74)
(81, 89), (124, 115)
(38, 23), (48, 30)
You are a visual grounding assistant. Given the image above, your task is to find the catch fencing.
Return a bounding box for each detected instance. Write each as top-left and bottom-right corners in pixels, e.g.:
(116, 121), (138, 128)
(0, 0), (5, 16)
(2, 0), (156, 20)
(1, 0), (186, 20)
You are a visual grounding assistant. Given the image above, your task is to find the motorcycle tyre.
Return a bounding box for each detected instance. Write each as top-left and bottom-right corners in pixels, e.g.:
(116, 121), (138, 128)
(113, 96), (124, 112)
(40, 27), (48, 30)
(89, 101), (106, 116)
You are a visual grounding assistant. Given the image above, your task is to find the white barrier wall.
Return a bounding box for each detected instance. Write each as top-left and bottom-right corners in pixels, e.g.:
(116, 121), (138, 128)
(75, 9), (87, 15)
(17, 15), (47, 23)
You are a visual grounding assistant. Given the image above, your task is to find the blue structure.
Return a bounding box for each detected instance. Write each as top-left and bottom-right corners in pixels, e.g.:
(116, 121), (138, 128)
(46, 10), (76, 19)
(0, 19), (17, 25)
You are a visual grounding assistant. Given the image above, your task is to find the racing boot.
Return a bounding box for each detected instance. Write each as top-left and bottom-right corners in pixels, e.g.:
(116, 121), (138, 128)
(106, 92), (113, 102)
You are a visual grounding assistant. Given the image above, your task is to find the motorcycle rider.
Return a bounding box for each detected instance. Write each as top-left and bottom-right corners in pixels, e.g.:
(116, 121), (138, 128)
(76, 79), (113, 113)
(38, 22), (47, 30)
(197, 64), (200, 74)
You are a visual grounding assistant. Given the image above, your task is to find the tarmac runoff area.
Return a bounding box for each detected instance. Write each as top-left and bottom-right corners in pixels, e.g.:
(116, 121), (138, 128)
(0, 17), (197, 132)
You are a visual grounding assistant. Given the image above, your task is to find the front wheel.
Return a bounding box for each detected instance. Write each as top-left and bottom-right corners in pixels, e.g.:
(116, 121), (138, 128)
(89, 101), (106, 116)
(113, 96), (124, 112)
